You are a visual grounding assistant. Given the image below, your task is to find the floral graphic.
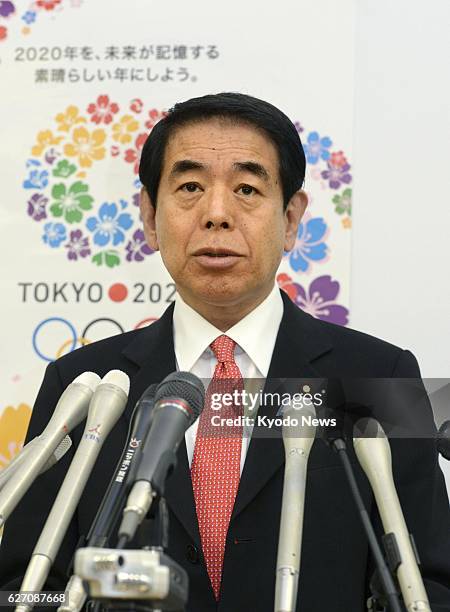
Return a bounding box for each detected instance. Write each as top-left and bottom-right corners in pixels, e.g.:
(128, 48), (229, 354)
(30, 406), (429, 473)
(64, 126), (106, 168)
(321, 153), (352, 190)
(21, 9), (35, 23)
(43, 222), (66, 247)
(65, 229), (91, 260)
(52, 159), (77, 178)
(87, 95), (120, 125)
(126, 229), (154, 262)
(0, 1), (15, 17)
(0, 404), (32, 470)
(130, 98), (144, 113)
(36, 0), (61, 9)
(55, 105), (86, 133)
(124, 133), (147, 174)
(112, 115), (139, 144)
(86, 201), (133, 247)
(277, 273), (349, 326)
(285, 214), (328, 273)
(50, 181), (94, 223)
(23, 164), (49, 189)
(303, 131), (332, 164)
(31, 130), (63, 157)
(0, 0), (82, 41)
(332, 187), (352, 216)
(27, 193), (48, 221)
(145, 108), (167, 130)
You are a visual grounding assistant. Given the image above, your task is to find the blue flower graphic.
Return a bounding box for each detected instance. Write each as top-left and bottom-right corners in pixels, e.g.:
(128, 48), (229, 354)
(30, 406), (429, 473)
(42, 222), (66, 248)
(303, 131), (332, 164)
(86, 202), (133, 247)
(285, 215), (328, 272)
(23, 168), (49, 190)
(22, 10), (36, 24)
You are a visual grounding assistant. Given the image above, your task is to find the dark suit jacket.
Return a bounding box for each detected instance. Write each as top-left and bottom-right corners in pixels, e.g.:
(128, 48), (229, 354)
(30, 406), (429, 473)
(1, 290), (449, 611)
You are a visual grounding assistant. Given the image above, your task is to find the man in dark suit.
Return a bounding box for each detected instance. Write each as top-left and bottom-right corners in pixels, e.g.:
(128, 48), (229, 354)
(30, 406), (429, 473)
(1, 93), (449, 611)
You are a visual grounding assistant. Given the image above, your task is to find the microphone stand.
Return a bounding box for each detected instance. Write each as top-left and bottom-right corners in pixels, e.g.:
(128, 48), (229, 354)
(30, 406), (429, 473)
(331, 437), (404, 612)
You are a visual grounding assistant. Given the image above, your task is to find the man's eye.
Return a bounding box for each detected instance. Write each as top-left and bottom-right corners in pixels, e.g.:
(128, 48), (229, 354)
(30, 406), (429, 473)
(238, 184), (256, 196)
(181, 182), (200, 193)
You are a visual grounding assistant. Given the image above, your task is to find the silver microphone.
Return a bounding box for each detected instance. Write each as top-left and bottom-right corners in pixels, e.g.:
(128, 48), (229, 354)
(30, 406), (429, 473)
(0, 371), (100, 527)
(0, 435), (72, 490)
(15, 370), (130, 612)
(274, 404), (316, 612)
(353, 418), (431, 612)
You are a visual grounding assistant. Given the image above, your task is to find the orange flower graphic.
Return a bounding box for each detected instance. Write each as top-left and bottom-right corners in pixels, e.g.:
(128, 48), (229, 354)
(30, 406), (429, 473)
(64, 126), (106, 168)
(112, 115), (139, 144)
(55, 105), (86, 132)
(0, 404), (32, 471)
(31, 130), (64, 157)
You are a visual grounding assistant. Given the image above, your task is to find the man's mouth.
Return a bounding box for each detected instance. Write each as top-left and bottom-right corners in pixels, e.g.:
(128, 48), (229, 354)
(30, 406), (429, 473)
(192, 248), (244, 268)
(193, 248), (243, 257)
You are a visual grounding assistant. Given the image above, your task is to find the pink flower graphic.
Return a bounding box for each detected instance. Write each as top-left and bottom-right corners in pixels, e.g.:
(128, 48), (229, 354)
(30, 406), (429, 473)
(87, 95), (119, 125)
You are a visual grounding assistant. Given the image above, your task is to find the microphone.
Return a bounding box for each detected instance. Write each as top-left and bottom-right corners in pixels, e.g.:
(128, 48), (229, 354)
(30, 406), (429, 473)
(353, 417), (431, 612)
(15, 370), (130, 612)
(275, 404), (316, 612)
(117, 371), (204, 545)
(0, 371), (100, 527)
(437, 420), (450, 460)
(0, 435), (72, 490)
(58, 383), (158, 612)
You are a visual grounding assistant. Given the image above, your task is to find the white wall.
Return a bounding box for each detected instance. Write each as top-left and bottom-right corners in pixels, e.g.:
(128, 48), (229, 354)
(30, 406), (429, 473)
(351, 0), (450, 491)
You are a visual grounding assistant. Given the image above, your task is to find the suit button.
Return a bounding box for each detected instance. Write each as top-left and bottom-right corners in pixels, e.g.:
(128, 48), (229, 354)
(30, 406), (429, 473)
(186, 544), (199, 564)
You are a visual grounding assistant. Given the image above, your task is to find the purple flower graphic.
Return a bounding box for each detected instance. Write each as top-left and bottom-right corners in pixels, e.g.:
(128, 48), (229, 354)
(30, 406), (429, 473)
(294, 121), (304, 134)
(132, 192), (140, 207)
(303, 131), (332, 164)
(295, 276), (349, 325)
(0, 2), (15, 18)
(321, 154), (352, 189)
(285, 214), (328, 273)
(27, 193), (48, 221)
(126, 229), (154, 262)
(65, 229), (91, 261)
(44, 147), (60, 165)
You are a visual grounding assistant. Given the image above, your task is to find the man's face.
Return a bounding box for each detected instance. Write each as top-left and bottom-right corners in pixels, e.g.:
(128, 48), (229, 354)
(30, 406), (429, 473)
(140, 119), (307, 313)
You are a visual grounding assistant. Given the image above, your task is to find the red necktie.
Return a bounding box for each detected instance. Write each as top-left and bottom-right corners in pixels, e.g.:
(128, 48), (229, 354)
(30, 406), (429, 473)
(191, 334), (244, 600)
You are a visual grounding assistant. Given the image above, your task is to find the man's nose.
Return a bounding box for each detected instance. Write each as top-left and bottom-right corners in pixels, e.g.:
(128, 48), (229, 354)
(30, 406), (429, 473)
(200, 187), (234, 230)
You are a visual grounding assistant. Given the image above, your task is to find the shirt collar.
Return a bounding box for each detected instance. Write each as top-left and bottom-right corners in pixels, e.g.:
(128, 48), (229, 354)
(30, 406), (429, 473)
(173, 283), (283, 377)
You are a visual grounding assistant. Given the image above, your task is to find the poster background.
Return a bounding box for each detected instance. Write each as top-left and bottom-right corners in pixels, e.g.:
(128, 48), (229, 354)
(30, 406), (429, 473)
(0, 1), (448, 493)
(0, 0), (354, 465)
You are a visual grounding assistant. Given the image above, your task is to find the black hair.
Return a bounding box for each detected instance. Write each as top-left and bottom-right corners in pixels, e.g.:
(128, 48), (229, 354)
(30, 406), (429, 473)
(138, 92), (306, 210)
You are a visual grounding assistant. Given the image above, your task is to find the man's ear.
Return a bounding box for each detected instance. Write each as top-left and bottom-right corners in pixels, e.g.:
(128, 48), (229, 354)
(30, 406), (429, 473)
(284, 190), (308, 251)
(139, 187), (159, 251)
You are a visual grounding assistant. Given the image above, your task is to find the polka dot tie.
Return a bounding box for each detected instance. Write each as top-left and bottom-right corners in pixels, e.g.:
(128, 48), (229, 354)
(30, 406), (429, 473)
(191, 334), (244, 600)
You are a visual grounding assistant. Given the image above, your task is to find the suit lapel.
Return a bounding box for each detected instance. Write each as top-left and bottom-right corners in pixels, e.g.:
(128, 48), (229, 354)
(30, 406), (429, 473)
(121, 302), (201, 546)
(232, 290), (333, 520)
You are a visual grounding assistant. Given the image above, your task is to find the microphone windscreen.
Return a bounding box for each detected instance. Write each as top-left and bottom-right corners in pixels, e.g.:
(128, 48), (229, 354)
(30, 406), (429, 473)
(155, 371), (205, 419)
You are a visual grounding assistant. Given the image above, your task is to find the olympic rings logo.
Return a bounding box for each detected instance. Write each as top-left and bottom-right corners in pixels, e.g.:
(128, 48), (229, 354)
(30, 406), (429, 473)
(32, 316), (158, 362)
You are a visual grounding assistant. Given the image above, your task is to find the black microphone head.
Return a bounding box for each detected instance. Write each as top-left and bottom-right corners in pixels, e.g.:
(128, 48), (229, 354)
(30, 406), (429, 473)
(155, 371), (205, 421)
(138, 382), (158, 402)
(437, 420), (450, 460)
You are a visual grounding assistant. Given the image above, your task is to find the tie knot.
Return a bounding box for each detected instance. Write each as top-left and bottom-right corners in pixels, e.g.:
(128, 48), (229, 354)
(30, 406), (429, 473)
(210, 334), (236, 363)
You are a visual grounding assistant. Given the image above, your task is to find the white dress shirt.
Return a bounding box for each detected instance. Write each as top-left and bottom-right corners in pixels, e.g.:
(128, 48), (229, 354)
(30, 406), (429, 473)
(173, 283), (284, 475)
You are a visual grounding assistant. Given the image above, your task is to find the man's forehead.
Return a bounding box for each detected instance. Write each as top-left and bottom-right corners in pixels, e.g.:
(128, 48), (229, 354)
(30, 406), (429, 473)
(162, 118), (279, 172)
